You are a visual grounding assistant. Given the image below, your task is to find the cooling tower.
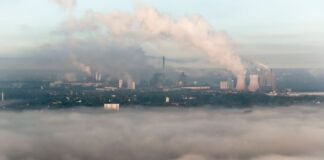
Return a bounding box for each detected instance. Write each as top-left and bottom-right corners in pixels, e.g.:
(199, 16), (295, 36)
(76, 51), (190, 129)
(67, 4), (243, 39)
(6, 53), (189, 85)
(248, 74), (260, 92)
(236, 75), (246, 91)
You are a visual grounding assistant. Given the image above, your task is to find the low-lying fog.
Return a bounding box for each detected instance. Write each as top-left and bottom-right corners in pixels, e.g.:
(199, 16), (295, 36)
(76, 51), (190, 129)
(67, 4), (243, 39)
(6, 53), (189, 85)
(1, 106), (324, 160)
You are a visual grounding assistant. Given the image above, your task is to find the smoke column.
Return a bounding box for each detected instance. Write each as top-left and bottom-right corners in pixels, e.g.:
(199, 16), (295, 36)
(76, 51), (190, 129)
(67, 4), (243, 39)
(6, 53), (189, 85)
(62, 5), (246, 76)
(70, 54), (92, 76)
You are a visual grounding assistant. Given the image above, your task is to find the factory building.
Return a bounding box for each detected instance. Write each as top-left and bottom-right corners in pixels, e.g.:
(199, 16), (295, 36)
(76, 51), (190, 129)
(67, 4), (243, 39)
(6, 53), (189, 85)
(177, 72), (187, 86)
(259, 69), (277, 92)
(267, 69), (276, 91)
(177, 85), (212, 91)
(220, 81), (229, 90)
(227, 78), (235, 90)
(104, 103), (120, 110)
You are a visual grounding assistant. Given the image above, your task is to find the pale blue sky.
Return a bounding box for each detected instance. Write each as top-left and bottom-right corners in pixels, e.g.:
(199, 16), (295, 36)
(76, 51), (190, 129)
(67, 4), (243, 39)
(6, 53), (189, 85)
(1, 0), (324, 67)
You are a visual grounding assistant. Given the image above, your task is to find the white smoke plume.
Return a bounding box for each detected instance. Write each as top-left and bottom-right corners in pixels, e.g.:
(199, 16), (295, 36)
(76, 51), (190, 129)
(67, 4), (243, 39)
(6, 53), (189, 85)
(256, 62), (270, 70)
(53, 0), (76, 10)
(70, 54), (92, 76)
(0, 106), (324, 160)
(61, 6), (246, 76)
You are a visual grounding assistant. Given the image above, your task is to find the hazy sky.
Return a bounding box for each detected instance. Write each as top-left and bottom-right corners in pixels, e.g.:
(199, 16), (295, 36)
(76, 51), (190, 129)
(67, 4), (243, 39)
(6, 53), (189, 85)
(1, 0), (324, 68)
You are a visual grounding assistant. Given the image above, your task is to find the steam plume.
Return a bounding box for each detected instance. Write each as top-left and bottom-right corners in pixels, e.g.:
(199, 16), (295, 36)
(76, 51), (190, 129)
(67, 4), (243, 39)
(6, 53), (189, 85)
(53, 0), (76, 10)
(61, 6), (246, 76)
(71, 54), (92, 76)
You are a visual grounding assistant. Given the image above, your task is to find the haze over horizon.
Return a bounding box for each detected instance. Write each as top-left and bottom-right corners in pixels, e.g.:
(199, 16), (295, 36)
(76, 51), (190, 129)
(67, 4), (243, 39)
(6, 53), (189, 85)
(1, 2), (324, 159)
(0, 0), (323, 70)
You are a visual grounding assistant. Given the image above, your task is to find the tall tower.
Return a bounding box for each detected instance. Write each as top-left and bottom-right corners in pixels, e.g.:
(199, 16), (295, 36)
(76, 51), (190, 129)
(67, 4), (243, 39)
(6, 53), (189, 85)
(1, 91), (4, 102)
(162, 56), (166, 72)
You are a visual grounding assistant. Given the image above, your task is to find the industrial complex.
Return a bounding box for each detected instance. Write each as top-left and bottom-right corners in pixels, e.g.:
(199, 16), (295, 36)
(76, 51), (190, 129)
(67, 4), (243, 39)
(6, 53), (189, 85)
(0, 56), (323, 110)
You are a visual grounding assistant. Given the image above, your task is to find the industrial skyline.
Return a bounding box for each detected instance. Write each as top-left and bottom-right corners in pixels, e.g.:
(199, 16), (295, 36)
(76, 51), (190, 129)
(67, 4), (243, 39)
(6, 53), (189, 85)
(1, 1), (324, 160)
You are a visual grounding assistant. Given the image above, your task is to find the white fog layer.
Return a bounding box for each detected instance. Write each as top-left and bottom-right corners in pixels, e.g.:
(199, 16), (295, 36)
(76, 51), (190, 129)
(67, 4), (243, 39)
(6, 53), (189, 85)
(1, 106), (324, 160)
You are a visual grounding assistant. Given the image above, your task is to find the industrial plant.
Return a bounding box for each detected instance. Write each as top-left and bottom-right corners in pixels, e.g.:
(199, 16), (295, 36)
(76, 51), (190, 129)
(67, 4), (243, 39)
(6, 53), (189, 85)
(1, 55), (323, 110)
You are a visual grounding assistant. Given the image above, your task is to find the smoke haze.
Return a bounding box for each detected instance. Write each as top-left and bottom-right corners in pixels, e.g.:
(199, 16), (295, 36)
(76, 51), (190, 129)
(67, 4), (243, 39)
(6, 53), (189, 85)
(0, 39), (157, 81)
(60, 5), (245, 76)
(1, 106), (324, 160)
(53, 0), (76, 10)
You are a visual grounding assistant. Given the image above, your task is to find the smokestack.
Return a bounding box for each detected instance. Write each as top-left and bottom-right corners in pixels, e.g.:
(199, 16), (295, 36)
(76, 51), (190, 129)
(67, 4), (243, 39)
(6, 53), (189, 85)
(1, 91), (4, 102)
(236, 75), (246, 91)
(162, 56), (165, 72)
(248, 74), (260, 92)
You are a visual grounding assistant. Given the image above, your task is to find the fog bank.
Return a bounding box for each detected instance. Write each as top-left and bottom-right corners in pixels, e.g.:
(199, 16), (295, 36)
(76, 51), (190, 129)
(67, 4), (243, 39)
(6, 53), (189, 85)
(1, 106), (324, 160)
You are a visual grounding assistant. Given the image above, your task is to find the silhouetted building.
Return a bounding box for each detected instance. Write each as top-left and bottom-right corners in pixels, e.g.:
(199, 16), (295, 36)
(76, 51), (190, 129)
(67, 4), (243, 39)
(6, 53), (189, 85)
(220, 81), (229, 90)
(178, 72), (187, 86)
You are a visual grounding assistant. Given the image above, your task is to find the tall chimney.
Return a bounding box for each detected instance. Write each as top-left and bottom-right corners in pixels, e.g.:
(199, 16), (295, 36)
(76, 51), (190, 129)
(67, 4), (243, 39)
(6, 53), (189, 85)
(1, 91), (4, 102)
(236, 75), (246, 91)
(162, 56), (165, 72)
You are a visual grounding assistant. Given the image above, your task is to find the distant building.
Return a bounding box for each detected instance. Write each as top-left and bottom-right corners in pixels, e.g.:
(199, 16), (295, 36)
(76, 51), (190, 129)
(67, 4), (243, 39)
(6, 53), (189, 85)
(128, 81), (136, 90)
(227, 78), (235, 90)
(150, 73), (166, 89)
(220, 81), (229, 90)
(96, 86), (118, 91)
(259, 69), (276, 92)
(104, 103), (120, 110)
(267, 69), (276, 91)
(49, 81), (63, 88)
(165, 97), (170, 103)
(177, 72), (187, 86)
(179, 85), (211, 91)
